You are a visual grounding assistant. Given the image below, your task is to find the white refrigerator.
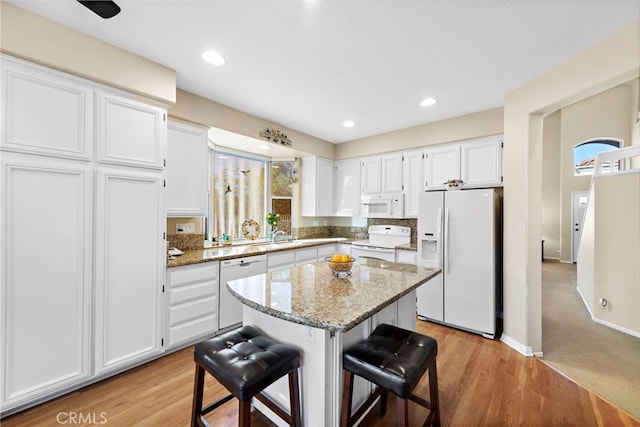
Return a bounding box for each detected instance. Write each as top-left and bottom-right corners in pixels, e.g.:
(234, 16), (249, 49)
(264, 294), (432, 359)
(416, 188), (501, 338)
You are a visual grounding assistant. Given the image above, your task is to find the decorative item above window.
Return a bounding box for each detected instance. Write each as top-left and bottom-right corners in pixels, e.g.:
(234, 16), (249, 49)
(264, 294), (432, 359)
(260, 128), (292, 146)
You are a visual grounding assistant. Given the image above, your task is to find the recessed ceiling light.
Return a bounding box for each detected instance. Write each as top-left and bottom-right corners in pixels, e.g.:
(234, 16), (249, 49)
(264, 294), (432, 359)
(420, 97), (437, 107)
(343, 121), (355, 128)
(202, 50), (226, 66)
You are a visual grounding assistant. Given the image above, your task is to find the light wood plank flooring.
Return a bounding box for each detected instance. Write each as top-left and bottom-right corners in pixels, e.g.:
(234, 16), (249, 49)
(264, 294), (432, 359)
(2, 320), (639, 426)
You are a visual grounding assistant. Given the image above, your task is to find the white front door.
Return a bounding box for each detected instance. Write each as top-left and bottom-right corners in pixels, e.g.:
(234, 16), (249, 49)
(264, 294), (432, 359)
(572, 191), (589, 263)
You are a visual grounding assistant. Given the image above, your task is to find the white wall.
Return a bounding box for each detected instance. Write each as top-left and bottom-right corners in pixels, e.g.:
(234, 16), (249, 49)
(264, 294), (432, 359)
(0, 2), (176, 106)
(560, 84), (633, 262)
(542, 112), (562, 260)
(592, 174), (640, 334)
(503, 21), (640, 354)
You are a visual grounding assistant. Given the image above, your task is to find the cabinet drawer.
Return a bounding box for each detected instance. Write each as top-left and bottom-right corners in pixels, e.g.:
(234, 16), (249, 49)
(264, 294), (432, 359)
(267, 251), (295, 270)
(169, 279), (217, 305)
(168, 262), (219, 286)
(168, 314), (218, 347)
(295, 247), (317, 264)
(317, 244), (337, 258)
(169, 295), (217, 326)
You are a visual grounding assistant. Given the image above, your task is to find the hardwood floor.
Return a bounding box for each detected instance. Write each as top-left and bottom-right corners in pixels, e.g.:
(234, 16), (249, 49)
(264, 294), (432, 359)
(2, 320), (639, 427)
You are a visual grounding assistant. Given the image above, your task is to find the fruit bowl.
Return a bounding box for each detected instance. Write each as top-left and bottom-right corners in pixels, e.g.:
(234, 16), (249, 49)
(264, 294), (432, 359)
(325, 255), (355, 277)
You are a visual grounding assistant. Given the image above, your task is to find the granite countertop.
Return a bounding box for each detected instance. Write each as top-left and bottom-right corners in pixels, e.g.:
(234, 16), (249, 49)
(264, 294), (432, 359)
(168, 238), (417, 268)
(395, 242), (418, 251)
(226, 259), (440, 332)
(167, 238), (351, 268)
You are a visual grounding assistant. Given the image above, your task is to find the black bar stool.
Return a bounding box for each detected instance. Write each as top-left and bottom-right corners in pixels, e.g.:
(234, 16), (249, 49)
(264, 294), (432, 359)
(191, 325), (302, 427)
(340, 323), (440, 427)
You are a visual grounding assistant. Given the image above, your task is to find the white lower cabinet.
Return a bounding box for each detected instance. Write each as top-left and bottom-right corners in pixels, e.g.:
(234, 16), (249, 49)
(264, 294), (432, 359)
(267, 251), (295, 272)
(396, 249), (417, 265)
(0, 155), (93, 412)
(316, 244), (337, 260)
(93, 168), (165, 376)
(294, 247), (318, 265)
(337, 243), (352, 257)
(167, 263), (219, 348)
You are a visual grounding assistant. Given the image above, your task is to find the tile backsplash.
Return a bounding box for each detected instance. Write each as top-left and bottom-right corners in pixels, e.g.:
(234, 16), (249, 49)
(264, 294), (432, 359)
(167, 233), (204, 250)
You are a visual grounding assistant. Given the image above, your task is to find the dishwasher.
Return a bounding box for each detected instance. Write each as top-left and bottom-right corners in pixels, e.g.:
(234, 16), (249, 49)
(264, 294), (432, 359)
(219, 254), (267, 330)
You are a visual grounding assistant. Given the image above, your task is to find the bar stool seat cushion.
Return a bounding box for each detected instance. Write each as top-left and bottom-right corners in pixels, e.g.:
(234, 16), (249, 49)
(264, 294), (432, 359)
(343, 323), (437, 398)
(194, 325), (301, 401)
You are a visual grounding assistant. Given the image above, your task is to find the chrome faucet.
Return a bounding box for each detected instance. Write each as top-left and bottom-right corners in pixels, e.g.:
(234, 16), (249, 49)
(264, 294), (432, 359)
(272, 230), (287, 243)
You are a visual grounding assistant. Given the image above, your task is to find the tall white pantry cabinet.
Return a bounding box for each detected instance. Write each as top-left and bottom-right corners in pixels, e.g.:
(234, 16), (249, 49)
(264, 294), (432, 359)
(0, 55), (167, 414)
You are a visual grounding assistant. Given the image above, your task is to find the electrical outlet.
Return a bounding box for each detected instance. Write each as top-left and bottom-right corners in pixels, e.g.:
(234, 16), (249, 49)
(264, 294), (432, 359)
(306, 327), (315, 344)
(599, 297), (609, 311)
(176, 223), (195, 234)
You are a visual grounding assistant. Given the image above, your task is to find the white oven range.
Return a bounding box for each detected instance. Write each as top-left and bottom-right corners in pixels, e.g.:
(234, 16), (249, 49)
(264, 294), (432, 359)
(352, 225), (411, 262)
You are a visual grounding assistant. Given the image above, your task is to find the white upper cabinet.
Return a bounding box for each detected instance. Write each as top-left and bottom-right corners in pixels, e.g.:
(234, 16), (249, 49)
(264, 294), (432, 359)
(166, 121), (209, 216)
(334, 158), (361, 216)
(424, 136), (503, 191)
(301, 156), (334, 216)
(403, 149), (426, 217)
(361, 153), (404, 195)
(381, 153), (404, 193)
(361, 156), (381, 194)
(1, 56), (93, 160)
(424, 145), (461, 191)
(460, 135), (503, 188)
(96, 92), (166, 169)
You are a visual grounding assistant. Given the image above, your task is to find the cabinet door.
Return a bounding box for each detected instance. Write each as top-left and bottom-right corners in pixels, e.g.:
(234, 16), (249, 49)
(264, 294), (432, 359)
(396, 249), (417, 265)
(316, 244), (337, 260)
(294, 247), (318, 265)
(96, 92), (166, 169)
(425, 145), (460, 191)
(94, 168), (165, 375)
(381, 153), (403, 193)
(1, 156), (92, 410)
(166, 121), (208, 216)
(301, 157), (334, 216)
(461, 136), (503, 188)
(316, 158), (335, 215)
(403, 150), (425, 217)
(361, 156), (381, 194)
(1, 56), (93, 160)
(267, 251), (295, 272)
(334, 159), (361, 216)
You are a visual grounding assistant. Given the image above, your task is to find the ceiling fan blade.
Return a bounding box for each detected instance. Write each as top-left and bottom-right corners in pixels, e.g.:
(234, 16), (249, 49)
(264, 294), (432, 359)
(77, 1), (121, 19)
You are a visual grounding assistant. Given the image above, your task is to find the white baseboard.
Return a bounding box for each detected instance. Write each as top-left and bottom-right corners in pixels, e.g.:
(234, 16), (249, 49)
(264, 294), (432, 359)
(592, 316), (640, 339)
(576, 286), (640, 339)
(500, 334), (541, 357)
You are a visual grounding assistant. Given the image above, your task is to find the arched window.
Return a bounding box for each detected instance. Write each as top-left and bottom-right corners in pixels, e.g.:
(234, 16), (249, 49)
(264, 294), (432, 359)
(574, 137), (622, 175)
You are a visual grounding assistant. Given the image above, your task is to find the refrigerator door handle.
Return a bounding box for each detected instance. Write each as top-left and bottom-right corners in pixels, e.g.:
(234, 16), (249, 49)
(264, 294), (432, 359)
(444, 207), (450, 272)
(436, 207), (443, 270)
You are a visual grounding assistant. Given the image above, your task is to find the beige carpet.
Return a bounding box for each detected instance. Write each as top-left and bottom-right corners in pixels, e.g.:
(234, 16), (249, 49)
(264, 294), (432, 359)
(541, 261), (640, 419)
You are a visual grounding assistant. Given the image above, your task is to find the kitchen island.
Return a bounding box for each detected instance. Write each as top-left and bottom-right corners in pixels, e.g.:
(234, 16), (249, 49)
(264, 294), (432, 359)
(227, 258), (439, 427)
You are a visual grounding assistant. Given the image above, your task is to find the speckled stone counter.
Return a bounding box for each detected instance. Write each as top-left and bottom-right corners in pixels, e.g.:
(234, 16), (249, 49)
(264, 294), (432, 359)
(227, 258), (439, 332)
(229, 258), (440, 426)
(166, 238), (349, 268)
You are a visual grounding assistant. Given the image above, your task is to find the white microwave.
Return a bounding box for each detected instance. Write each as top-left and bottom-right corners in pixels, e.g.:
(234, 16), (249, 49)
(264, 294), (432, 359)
(360, 193), (405, 218)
